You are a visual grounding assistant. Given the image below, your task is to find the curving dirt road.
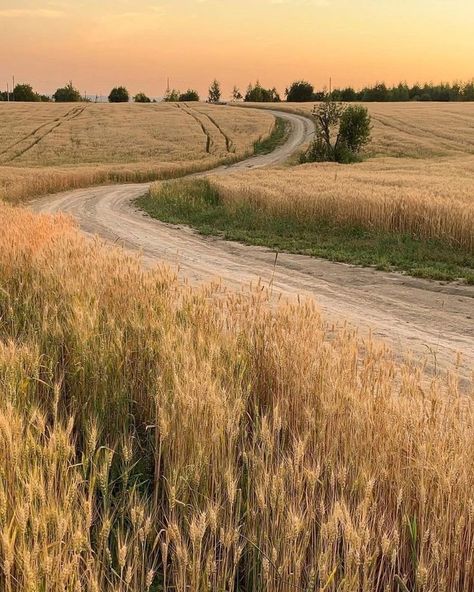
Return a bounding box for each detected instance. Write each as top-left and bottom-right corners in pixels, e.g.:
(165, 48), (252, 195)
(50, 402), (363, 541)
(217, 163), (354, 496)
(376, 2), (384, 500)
(29, 109), (473, 384)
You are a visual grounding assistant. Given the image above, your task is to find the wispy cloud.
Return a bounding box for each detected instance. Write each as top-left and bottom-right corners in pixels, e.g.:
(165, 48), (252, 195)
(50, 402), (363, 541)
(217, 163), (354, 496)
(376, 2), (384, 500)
(0, 8), (64, 18)
(269, 0), (330, 5)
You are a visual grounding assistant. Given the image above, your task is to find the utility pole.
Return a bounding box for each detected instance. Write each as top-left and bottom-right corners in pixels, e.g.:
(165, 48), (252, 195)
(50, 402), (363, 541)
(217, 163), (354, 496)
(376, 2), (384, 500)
(12, 75), (15, 100)
(6, 82), (9, 102)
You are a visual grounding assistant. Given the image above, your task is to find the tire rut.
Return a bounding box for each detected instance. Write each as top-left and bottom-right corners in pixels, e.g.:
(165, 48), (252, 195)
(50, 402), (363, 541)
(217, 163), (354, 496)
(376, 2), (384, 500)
(1, 105), (88, 164)
(192, 107), (236, 153)
(175, 103), (214, 154)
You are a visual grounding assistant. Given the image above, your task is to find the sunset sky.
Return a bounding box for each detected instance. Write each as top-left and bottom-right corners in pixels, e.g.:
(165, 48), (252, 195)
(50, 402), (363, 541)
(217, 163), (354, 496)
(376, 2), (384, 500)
(1, 0), (473, 98)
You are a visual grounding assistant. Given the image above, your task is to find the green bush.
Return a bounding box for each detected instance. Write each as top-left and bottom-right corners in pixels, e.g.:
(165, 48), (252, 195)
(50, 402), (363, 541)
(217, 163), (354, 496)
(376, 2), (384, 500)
(108, 86), (129, 103)
(245, 81), (280, 102)
(163, 89), (180, 102)
(179, 89), (200, 101)
(13, 84), (40, 102)
(286, 80), (314, 102)
(134, 92), (151, 103)
(53, 82), (82, 102)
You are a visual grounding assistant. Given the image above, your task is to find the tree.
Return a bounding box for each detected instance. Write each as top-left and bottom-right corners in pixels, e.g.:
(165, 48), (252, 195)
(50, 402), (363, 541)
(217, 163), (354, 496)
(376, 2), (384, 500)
(286, 80), (314, 102)
(361, 82), (389, 102)
(338, 87), (357, 102)
(179, 89), (200, 101)
(303, 100), (371, 163)
(463, 80), (474, 101)
(108, 86), (129, 103)
(208, 80), (221, 103)
(13, 83), (39, 102)
(134, 92), (151, 103)
(391, 83), (410, 102)
(245, 82), (280, 102)
(53, 82), (82, 102)
(339, 105), (372, 153)
(163, 89), (180, 102)
(232, 86), (243, 101)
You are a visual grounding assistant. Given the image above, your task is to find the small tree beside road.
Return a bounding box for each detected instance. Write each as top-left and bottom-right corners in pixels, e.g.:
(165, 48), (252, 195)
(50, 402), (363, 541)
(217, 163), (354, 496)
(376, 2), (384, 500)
(303, 100), (372, 163)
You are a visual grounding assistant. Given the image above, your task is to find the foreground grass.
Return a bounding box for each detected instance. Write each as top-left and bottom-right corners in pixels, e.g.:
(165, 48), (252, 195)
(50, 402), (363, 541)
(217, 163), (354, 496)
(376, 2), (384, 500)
(137, 179), (474, 283)
(1, 202), (473, 591)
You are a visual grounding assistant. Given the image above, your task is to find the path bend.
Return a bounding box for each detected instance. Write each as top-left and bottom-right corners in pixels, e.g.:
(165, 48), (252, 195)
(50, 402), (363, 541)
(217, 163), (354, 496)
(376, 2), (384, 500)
(28, 109), (473, 384)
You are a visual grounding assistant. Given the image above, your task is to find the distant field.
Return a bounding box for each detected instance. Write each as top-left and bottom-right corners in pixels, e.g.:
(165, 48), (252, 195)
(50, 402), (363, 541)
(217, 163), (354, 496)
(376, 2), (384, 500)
(143, 103), (474, 281)
(0, 102), (274, 201)
(242, 101), (474, 158)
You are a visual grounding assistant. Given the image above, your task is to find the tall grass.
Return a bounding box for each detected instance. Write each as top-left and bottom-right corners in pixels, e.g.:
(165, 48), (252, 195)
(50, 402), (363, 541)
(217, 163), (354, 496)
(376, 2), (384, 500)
(0, 203), (473, 590)
(0, 156), (243, 204)
(206, 159), (474, 253)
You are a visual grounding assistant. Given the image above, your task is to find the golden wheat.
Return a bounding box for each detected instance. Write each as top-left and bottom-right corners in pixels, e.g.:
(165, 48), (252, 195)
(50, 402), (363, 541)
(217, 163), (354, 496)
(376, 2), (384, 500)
(0, 202), (472, 591)
(0, 102), (274, 202)
(199, 102), (474, 251)
(240, 101), (474, 158)
(205, 155), (474, 251)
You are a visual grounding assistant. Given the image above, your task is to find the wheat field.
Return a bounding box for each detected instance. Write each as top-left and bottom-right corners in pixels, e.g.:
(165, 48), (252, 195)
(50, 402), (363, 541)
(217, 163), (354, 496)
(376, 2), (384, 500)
(241, 101), (474, 158)
(1, 101), (473, 591)
(0, 102), (274, 202)
(205, 103), (474, 252)
(0, 201), (473, 591)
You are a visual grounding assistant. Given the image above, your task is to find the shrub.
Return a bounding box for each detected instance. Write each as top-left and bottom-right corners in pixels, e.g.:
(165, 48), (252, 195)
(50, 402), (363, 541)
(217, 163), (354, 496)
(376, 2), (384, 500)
(179, 89), (200, 101)
(245, 81), (280, 102)
(108, 86), (130, 103)
(286, 80), (314, 102)
(134, 92), (151, 103)
(53, 82), (82, 102)
(163, 89), (180, 102)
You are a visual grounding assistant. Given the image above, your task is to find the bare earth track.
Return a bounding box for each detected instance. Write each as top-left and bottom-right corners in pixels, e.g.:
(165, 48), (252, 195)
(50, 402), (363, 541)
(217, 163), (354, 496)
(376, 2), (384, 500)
(29, 110), (473, 382)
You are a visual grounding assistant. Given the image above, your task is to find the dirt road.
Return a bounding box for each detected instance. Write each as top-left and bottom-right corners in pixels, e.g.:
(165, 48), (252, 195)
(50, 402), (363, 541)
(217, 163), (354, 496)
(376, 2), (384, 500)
(29, 110), (473, 383)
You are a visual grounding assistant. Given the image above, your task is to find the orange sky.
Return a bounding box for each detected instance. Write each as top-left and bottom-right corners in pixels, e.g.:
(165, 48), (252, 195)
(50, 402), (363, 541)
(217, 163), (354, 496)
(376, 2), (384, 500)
(1, 0), (473, 98)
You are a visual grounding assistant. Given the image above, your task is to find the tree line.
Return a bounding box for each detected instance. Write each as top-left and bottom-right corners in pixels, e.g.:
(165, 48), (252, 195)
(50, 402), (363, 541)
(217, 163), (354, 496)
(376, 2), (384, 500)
(3, 78), (474, 104)
(285, 80), (474, 102)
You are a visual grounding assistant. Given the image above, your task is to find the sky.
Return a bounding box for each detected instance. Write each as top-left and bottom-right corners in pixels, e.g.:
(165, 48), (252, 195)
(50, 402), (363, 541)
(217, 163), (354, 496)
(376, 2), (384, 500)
(1, 0), (473, 98)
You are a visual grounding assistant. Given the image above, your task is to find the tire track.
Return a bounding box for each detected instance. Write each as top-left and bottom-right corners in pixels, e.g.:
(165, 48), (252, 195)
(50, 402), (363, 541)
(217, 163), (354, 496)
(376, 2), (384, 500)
(1, 105), (88, 164)
(175, 103), (213, 153)
(373, 113), (474, 153)
(0, 114), (66, 157)
(192, 106), (236, 153)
